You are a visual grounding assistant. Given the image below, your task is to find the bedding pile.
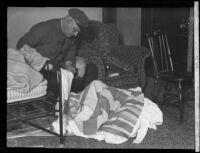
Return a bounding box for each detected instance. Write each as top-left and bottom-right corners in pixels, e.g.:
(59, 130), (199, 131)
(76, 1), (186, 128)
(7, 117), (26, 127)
(18, 45), (48, 71)
(52, 69), (163, 144)
(7, 79), (47, 103)
(7, 45), (48, 102)
(7, 45), (47, 93)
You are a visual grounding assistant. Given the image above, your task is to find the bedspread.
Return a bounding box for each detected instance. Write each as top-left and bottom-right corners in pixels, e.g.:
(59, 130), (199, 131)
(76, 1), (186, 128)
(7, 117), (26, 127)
(52, 69), (163, 144)
(7, 48), (44, 93)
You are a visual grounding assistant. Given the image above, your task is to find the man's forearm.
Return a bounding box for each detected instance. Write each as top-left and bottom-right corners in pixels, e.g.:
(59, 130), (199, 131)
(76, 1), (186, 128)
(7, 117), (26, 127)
(64, 49), (76, 66)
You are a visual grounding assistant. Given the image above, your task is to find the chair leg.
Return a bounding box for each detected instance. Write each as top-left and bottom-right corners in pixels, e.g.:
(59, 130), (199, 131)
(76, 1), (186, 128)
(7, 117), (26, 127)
(150, 78), (158, 102)
(178, 81), (183, 123)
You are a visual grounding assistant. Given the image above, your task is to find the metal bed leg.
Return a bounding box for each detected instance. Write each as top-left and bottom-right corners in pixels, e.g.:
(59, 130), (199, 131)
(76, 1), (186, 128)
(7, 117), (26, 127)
(58, 70), (64, 146)
(59, 96), (64, 145)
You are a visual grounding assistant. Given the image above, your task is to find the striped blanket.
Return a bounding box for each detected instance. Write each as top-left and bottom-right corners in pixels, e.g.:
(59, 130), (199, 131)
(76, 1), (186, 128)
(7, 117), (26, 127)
(67, 81), (145, 135)
(52, 69), (163, 144)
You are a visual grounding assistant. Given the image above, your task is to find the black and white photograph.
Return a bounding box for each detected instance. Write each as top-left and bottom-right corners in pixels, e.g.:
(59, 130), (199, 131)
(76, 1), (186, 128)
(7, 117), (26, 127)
(2, 1), (199, 150)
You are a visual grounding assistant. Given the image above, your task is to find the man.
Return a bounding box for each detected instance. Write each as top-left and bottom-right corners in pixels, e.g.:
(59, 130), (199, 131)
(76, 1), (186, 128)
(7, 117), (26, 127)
(16, 8), (94, 98)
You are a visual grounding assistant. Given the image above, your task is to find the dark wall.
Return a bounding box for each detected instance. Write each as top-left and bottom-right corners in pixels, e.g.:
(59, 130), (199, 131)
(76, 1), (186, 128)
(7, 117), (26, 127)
(141, 8), (190, 75)
(102, 8), (142, 46)
(102, 8), (117, 24)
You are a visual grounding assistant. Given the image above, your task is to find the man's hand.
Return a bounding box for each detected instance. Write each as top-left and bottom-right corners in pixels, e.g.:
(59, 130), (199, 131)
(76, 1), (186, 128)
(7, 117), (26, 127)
(44, 63), (53, 71)
(64, 65), (76, 74)
(63, 61), (76, 74)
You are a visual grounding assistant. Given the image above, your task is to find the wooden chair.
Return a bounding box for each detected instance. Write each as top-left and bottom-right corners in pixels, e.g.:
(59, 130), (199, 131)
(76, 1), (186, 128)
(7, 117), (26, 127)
(146, 30), (194, 123)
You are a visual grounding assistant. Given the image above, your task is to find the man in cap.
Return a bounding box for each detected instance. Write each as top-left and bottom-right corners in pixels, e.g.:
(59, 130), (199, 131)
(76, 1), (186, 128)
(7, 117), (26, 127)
(16, 8), (95, 99)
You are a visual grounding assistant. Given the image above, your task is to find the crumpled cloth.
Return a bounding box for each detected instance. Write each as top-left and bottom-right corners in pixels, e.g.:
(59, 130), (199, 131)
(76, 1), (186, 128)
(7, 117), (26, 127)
(7, 48), (44, 93)
(18, 45), (48, 71)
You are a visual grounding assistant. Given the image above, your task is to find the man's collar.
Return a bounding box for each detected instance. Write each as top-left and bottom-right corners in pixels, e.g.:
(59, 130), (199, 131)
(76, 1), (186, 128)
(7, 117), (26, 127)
(60, 18), (64, 34)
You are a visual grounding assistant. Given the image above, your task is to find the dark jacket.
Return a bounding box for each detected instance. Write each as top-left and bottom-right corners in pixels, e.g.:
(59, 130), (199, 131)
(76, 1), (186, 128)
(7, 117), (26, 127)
(16, 18), (76, 65)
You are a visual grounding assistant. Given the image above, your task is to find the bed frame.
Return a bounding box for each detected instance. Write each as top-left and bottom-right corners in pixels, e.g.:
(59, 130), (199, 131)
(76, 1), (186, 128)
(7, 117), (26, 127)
(7, 61), (66, 147)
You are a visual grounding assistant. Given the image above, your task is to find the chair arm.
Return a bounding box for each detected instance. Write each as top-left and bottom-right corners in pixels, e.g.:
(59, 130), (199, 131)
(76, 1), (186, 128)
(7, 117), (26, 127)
(78, 46), (110, 59)
(110, 45), (150, 66)
(104, 45), (151, 88)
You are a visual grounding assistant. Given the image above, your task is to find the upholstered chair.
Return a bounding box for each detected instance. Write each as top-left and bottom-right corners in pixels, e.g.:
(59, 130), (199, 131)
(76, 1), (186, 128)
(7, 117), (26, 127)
(77, 20), (151, 89)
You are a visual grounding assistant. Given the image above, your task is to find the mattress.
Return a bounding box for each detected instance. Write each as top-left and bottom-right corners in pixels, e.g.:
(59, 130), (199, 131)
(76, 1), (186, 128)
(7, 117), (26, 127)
(7, 79), (48, 103)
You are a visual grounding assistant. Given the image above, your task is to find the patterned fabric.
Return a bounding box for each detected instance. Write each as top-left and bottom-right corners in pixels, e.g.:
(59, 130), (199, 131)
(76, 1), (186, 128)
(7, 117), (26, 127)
(78, 20), (111, 59)
(77, 20), (151, 89)
(52, 70), (163, 144)
(109, 46), (149, 69)
(98, 87), (144, 140)
(54, 80), (144, 137)
(104, 24), (119, 48)
(106, 73), (139, 88)
(105, 46), (151, 88)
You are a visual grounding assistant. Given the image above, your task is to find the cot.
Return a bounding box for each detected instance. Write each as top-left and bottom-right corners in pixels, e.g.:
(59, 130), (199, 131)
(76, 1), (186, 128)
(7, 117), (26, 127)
(7, 60), (66, 147)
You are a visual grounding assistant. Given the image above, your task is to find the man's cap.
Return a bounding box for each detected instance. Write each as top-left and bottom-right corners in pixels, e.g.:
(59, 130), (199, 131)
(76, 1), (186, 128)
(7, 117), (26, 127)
(68, 8), (89, 30)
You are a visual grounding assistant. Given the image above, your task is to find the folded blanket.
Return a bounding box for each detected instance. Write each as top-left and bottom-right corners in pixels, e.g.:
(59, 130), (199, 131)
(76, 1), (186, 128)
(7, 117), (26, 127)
(18, 45), (48, 71)
(7, 79), (47, 103)
(7, 48), (44, 93)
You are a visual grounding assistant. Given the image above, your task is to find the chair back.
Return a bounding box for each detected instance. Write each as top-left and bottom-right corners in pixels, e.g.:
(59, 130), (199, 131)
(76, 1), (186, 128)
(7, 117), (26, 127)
(77, 20), (120, 58)
(104, 23), (120, 48)
(146, 30), (174, 76)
